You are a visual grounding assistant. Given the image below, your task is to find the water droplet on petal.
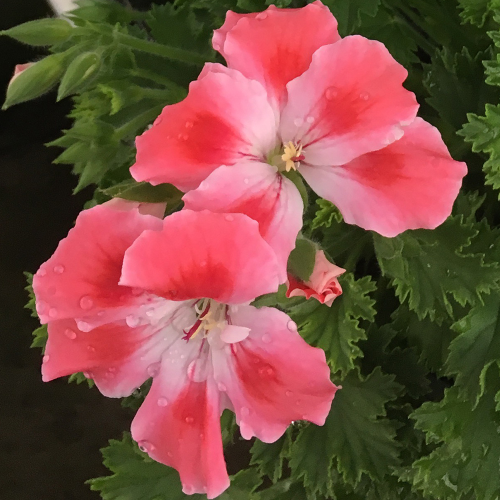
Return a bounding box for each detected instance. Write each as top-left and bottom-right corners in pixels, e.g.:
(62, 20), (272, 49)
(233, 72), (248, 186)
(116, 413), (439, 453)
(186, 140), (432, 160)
(200, 260), (207, 267)
(79, 295), (93, 310)
(224, 214), (234, 222)
(77, 320), (92, 332)
(185, 416), (194, 424)
(187, 358), (209, 382)
(261, 333), (272, 344)
(42, 355), (50, 363)
(38, 268), (47, 277)
(157, 397), (168, 407)
(285, 390), (293, 397)
(360, 91), (370, 101)
(64, 329), (77, 340)
(256, 12), (268, 19)
(48, 308), (58, 318)
(87, 345), (96, 353)
(293, 117), (303, 127)
(217, 382), (227, 392)
(53, 265), (65, 274)
(167, 451), (173, 458)
(138, 440), (153, 453)
(241, 407), (250, 416)
(295, 399), (302, 406)
(147, 362), (161, 378)
(185, 121), (193, 129)
(259, 366), (275, 377)
(126, 314), (140, 328)
(243, 178), (250, 185)
(287, 320), (297, 332)
(213, 42), (221, 51)
(36, 301), (47, 314)
(306, 115), (315, 124)
(325, 86), (337, 100)
(83, 371), (92, 379)
(168, 289), (178, 298)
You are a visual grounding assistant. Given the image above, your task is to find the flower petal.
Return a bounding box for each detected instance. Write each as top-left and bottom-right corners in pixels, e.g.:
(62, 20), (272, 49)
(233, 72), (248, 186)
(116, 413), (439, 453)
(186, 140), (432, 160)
(183, 162), (303, 283)
(214, 2), (340, 108)
(130, 67), (277, 191)
(281, 35), (419, 166)
(120, 210), (280, 304)
(213, 305), (338, 443)
(300, 118), (467, 236)
(41, 301), (194, 397)
(33, 204), (163, 324)
(131, 339), (229, 498)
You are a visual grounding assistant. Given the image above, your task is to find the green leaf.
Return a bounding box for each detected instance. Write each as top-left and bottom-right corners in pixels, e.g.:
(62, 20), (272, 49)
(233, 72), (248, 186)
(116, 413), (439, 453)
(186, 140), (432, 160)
(458, 0), (500, 26)
(68, 372), (95, 388)
(411, 372), (500, 500)
(373, 215), (500, 321)
(3, 53), (66, 109)
(100, 180), (182, 205)
(287, 238), (316, 282)
(250, 432), (290, 483)
(311, 199), (342, 230)
(1, 18), (73, 46)
(446, 291), (500, 406)
(288, 273), (376, 374)
(322, 0), (380, 35)
(90, 433), (262, 499)
(290, 368), (402, 495)
(58, 52), (102, 101)
(31, 325), (48, 350)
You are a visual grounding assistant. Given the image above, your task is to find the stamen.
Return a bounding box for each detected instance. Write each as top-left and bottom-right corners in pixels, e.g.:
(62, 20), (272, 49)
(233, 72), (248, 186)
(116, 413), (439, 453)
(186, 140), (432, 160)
(281, 141), (304, 172)
(183, 299), (228, 342)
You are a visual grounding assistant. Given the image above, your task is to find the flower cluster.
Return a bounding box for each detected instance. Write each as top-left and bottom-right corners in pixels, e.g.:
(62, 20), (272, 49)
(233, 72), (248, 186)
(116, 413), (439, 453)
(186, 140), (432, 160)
(33, 1), (466, 498)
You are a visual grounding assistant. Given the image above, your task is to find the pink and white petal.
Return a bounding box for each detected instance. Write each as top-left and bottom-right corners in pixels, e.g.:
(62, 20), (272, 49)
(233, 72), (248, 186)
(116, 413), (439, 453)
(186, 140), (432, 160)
(131, 339), (229, 498)
(213, 305), (338, 443)
(120, 210), (281, 304)
(183, 161), (303, 283)
(130, 67), (277, 191)
(33, 204), (163, 324)
(300, 118), (467, 237)
(216, 2), (340, 109)
(281, 36), (419, 166)
(104, 198), (167, 218)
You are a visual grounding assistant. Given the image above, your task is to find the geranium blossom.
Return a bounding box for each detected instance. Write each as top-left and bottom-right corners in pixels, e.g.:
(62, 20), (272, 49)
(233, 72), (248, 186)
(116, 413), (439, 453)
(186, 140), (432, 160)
(33, 203), (337, 498)
(287, 250), (345, 306)
(131, 1), (467, 280)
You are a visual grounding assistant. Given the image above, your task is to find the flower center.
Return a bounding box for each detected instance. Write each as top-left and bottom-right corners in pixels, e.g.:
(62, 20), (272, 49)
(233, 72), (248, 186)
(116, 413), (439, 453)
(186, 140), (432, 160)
(268, 141), (305, 172)
(183, 298), (227, 341)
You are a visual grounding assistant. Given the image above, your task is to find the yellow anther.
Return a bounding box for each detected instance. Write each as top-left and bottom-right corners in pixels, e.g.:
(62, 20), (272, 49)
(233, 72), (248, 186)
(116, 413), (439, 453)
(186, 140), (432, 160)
(281, 141), (304, 172)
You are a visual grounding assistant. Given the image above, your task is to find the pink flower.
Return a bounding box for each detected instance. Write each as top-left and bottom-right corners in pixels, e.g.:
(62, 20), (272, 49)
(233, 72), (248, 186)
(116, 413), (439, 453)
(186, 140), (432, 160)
(131, 1), (466, 280)
(287, 250), (345, 306)
(8, 63), (33, 86)
(33, 203), (338, 498)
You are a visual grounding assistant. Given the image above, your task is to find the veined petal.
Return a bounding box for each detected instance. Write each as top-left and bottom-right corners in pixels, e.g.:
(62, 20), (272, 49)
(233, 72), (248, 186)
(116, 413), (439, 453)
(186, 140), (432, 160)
(183, 162), (303, 283)
(214, 2), (340, 109)
(33, 204), (163, 324)
(300, 118), (467, 236)
(281, 35), (418, 166)
(120, 210), (281, 304)
(213, 305), (338, 443)
(130, 67), (277, 191)
(41, 301), (195, 398)
(131, 338), (229, 498)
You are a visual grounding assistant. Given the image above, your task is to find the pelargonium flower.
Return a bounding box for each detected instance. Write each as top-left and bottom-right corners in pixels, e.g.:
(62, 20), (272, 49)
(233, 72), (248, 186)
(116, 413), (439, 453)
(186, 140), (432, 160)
(131, 1), (467, 280)
(33, 202), (338, 498)
(287, 250), (345, 306)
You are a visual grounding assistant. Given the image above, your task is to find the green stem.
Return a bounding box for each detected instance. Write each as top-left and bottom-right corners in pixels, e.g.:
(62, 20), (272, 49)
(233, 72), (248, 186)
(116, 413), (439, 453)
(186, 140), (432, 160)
(140, 86), (186, 102)
(115, 105), (164, 139)
(115, 32), (209, 66)
(131, 68), (182, 90)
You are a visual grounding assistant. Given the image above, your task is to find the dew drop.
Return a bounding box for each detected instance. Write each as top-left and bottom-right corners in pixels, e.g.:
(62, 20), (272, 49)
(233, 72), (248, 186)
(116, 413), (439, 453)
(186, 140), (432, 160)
(306, 115), (315, 124)
(138, 440), (153, 453)
(325, 86), (337, 100)
(295, 399), (302, 406)
(167, 451), (173, 457)
(256, 12), (268, 19)
(185, 416), (194, 424)
(287, 320), (297, 332)
(157, 397), (169, 407)
(217, 382), (227, 392)
(48, 308), (58, 318)
(36, 301), (47, 314)
(241, 407), (250, 416)
(64, 328), (77, 340)
(200, 260), (207, 267)
(224, 214), (234, 222)
(87, 345), (96, 353)
(38, 268), (47, 277)
(185, 121), (194, 129)
(293, 117), (303, 127)
(213, 42), (221, 51)
(53, 265), (65, 274)
(126, 314), (140, 328)
(79, 295), (93, 310)
(199, 433), (205, 439)
(77, 320), (92, 332)
(42, 355), (50, 363)
(83, 371), (92, 379)
(261, 333), (272, 344)
(259, 366), (275, 377)
(187, 359), (208, 382)
(360, 91), (370, 101)
(147, 362), (161, 378)
(285, 390), (293, 397)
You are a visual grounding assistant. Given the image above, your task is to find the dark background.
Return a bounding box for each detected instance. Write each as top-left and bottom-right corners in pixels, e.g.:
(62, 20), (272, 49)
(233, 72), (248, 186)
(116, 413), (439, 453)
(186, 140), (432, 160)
(0, 1), (137, 498)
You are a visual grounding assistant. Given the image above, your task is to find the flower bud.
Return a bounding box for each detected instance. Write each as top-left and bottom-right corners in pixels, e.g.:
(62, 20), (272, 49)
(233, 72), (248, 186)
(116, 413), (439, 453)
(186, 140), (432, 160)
(1, 18), (73, 46)
(8, 63), (34, 86)
(287, 250), (345, 306)
(57, 51), (101, 100)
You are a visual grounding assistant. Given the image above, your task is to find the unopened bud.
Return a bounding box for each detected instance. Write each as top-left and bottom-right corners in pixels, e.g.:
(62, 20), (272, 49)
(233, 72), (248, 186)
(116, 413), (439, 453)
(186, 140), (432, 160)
(57, 52), (101, 100)
(1, 18), (73, 46)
